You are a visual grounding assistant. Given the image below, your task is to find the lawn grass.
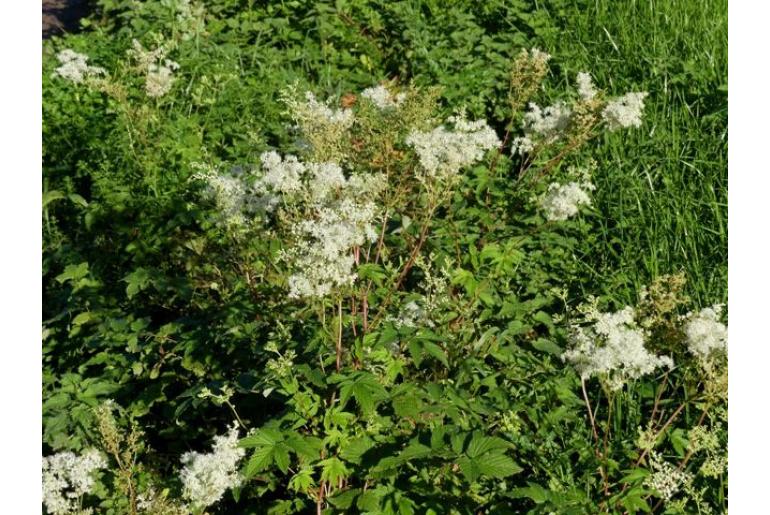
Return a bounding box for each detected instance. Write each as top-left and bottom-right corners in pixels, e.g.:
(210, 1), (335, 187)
(534, 0), (727, 306)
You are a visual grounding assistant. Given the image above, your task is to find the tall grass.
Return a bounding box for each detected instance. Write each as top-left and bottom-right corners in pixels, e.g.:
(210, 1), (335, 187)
(535, 0), (727, 305)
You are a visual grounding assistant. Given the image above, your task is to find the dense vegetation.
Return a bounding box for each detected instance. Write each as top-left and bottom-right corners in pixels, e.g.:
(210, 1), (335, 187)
(42, 1), (727, 513)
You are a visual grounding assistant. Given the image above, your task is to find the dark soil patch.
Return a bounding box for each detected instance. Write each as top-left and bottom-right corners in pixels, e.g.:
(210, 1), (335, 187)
(43, 0), (92, 39)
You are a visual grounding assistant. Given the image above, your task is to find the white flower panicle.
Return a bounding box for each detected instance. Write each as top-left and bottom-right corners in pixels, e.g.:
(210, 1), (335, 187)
(128, 40), (179, 98)
(563, 307), (674, 390)
(54, 49), (106, 84)
(406, 112), (500, 183)
(252, 151), (386, 298)
(287, 196), (381, 298)
(528, 48), (552, 64)
(539, 181), (595, 221)
(510, 136), (534, 155)
(388, 300), (438, 329)
(576, 72), (597, 100)
(145, 59), (179, 98)
(523, 102), (573, 139)
(683, 305), (727, 361)
(258, 151), (305, 196)
(42, 449), (107, 514)
(645, 451), (691, 502)
(361, 85), (406, 110)
(302, 91), (355, 127)
(180, 424), (246, 511)
(192, 164), (257, 225)
(602, 92), (648, 130)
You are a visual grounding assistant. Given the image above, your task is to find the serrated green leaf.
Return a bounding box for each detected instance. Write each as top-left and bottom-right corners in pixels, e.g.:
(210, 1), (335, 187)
(476, 452), (523, 478)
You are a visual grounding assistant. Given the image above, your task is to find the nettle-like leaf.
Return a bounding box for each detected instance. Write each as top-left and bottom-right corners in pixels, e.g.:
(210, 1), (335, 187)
(334, 371), (389, 414)
(241, 427), (321, 478)
(319, 456), (350, 485)
(456, 432), (523, 482)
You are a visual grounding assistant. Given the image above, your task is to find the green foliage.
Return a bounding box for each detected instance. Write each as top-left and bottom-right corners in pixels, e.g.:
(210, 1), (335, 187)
(43, 0), (726, 514)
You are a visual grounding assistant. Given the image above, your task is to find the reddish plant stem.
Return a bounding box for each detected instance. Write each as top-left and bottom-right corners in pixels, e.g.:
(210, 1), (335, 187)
(335, 299), (343, 372)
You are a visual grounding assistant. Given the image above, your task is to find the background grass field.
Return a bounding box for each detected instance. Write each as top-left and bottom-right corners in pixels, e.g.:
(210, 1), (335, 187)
(533, 0), (728, 305)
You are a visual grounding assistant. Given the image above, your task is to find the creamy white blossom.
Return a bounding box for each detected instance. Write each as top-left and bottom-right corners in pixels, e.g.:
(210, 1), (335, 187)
(406, 113), (500, 183)
(253, 151), (386, 298)
(54, 49), (106, 84)
(180, 424), (246, 511)
(602, 92), (648, 130)
(683, 305), (727, 361)
(539, 181), (595, 221)
(306, 162), (348, 202)
(576, 72), (597, 100)
(361, 85), (406, 110)
(302, 91), (355, 127)
(563, 307), (673, 390)
(145, 59), (179, 98)
(128, 40), (179, 98)
(192, 164), (257, 225)
(288, 197), (380, 298)
(258, 151), (305, 196)
(645, 451), (691, 502)
(388, 300), (430, 329)
(42, 449), (107, 514)
(523, 102), (572, 140)
(529, 48), (552, 64)
(511, 136), (535, 155)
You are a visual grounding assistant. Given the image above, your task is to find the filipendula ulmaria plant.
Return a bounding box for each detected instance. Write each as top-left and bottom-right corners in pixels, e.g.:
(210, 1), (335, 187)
(46, 38), (727, 512)
(184, 48), (663, 513)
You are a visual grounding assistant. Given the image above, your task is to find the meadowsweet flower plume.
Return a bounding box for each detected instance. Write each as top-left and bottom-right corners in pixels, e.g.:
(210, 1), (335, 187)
(645, 451), (691, 503)
(42, 449), (107, 514)
(523, 101), (573, 141)
(54, 49), (106, 84)
(361, 84), (406, 110)
(179, 423), (246, 511)
(406, 111), (500, 185)
(683, 305), (727, 362)
(602, 92), (648, 130)
(563, 306), (674, 390)
(576, 72), (597, 100)
(539, 180), (595, 221)
(128, 40), (179, 98)
(281, 88), (355, 162)
(191, 163), (257, 226)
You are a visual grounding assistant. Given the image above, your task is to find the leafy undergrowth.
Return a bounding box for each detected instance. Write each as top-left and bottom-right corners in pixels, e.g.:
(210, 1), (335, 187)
(42, 1), (727, 514)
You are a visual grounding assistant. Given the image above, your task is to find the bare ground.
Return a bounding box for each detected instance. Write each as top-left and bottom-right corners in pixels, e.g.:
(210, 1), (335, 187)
(43, 0), (91, 39)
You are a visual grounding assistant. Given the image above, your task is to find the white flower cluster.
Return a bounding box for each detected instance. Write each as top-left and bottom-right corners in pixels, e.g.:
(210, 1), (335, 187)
(563, 307), (674, 390)
(180, 424), (245, 511)
(128, 40), (179, 98)
(602, 92), (648, 131)
(576, 72), (597, 100)
(644, 451), (691, 502)
(539, 181), (595, 221)
(252, 151), (385, 298)
(191, 164), (257, 226)
(301, 91), (355, 128)
(146, 59), (180, 98)
(510, 136), (534, 155)
(361, 85), (406, 110)
(528, 48), (552, 65)
(42, 449), (107, 514)
(406, 112), (500, 183)
(54, 49), (106, 84)
(523, 102), (573, 140)
(683, 305), (727, 362)
(288, 196), (380, 298)
(510, 69), (648, 155)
